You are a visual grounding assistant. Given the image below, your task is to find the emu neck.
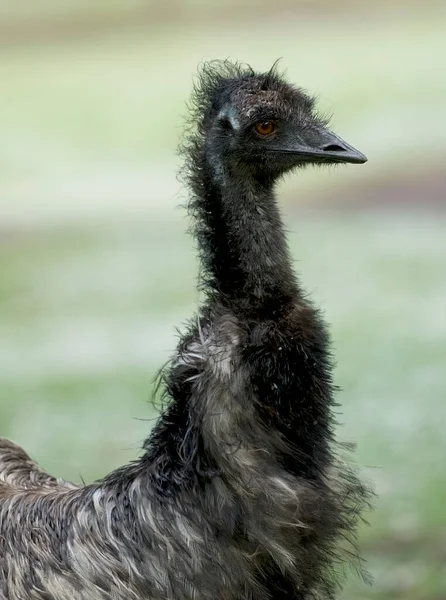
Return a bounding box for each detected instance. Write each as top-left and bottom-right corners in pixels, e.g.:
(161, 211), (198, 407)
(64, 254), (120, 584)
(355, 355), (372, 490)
(193, 160), (298, 312)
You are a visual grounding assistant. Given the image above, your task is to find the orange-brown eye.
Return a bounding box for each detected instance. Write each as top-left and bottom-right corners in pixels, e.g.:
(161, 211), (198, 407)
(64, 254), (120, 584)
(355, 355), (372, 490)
(255, 121), (277, 136)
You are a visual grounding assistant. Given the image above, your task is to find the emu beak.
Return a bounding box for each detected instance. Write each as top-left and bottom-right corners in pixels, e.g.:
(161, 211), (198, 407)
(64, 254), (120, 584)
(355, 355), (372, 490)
(286, 128), (367, 164)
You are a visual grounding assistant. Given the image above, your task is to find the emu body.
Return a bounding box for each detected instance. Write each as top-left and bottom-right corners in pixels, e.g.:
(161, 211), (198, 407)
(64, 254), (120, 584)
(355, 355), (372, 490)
(0, 62), (371, 600)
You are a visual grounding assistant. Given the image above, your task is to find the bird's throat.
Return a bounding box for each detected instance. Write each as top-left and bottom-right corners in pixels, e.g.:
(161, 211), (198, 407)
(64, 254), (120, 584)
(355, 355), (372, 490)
(191, 162), (299, 313)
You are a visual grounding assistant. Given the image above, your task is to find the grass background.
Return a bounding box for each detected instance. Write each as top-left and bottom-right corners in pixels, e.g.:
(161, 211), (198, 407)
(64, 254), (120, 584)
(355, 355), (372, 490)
(1, 1), (445, 598)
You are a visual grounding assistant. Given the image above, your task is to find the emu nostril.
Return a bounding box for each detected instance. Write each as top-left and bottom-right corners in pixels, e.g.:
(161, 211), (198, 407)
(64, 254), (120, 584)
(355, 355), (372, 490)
(322, 144), (346, 153)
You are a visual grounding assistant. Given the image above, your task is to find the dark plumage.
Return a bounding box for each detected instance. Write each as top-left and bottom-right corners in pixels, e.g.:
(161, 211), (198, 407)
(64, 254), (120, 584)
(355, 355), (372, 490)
(0, 60), (372, 600)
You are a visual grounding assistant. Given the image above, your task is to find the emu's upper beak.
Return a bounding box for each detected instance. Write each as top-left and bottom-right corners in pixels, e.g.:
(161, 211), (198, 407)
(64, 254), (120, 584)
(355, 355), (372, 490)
(284, 127), (367, 164)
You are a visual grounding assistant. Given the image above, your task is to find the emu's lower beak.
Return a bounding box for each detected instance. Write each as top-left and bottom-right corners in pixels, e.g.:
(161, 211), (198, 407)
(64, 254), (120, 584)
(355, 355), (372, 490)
(285, 128), (367, 164)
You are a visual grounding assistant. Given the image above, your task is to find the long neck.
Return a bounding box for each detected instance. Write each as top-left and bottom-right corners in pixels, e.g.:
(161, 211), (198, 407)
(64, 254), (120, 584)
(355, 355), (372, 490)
(190, 154), (299, 312)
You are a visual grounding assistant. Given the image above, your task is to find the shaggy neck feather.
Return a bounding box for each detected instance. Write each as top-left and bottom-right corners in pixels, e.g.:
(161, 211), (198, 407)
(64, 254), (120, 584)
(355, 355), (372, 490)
(190, 153), (299, 312)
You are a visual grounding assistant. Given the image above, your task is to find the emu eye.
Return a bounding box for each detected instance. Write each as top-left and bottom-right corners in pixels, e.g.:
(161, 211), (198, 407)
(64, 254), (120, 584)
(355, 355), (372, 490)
(255, 121), (277, 137)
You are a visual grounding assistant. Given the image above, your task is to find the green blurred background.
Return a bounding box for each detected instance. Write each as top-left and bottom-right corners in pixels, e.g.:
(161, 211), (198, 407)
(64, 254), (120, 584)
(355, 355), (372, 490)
(1, 1), (445, 598)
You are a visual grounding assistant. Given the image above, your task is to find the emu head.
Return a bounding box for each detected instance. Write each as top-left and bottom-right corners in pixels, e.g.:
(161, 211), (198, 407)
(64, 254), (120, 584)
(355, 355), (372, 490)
(189, 60), (366, 183)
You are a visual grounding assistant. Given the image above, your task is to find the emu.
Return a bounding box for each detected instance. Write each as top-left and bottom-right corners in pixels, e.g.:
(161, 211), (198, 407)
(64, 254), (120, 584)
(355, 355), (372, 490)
(0, 61), (371, 600)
